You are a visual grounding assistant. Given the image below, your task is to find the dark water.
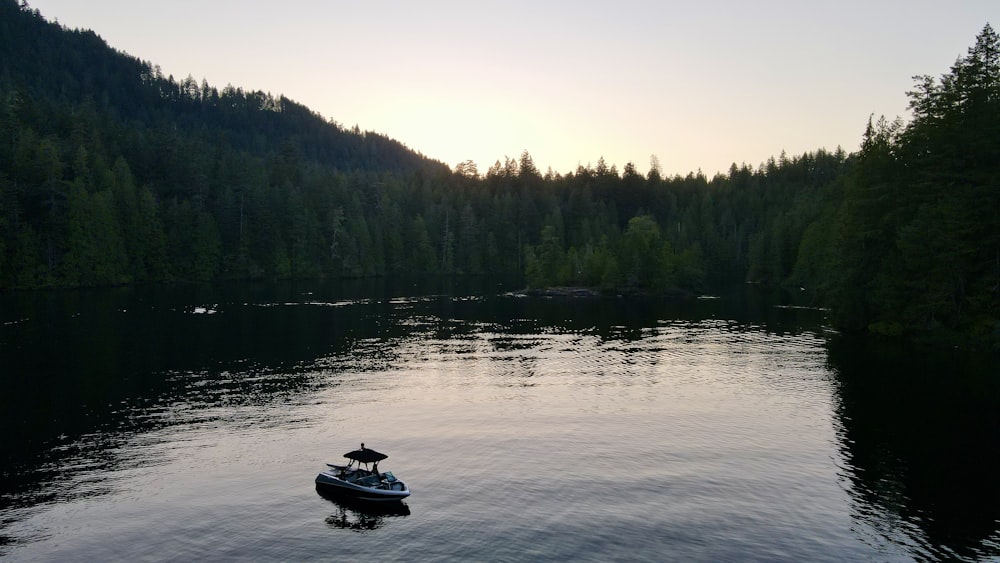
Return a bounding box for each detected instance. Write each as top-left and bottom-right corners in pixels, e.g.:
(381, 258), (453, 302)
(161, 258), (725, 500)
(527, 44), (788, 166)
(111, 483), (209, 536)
(1, 280), (997, 561)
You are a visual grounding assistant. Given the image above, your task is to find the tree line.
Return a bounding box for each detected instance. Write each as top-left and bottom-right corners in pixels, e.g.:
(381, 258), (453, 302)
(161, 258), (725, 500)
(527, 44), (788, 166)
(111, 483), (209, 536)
(0, 1), (996, 347)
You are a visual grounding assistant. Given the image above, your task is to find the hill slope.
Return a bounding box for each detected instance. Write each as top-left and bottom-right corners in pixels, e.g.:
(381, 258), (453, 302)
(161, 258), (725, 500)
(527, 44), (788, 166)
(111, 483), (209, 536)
(0, 0), (448, 176)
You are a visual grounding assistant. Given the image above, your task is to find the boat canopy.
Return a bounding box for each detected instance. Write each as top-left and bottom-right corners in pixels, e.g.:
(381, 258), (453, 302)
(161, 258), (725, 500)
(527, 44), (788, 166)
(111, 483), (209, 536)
(344, 445), (388, 464)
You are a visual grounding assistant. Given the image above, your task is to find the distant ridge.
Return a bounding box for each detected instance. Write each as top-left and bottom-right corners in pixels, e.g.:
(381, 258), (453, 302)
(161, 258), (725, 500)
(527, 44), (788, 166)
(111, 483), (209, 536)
(0, 0), (449, 176)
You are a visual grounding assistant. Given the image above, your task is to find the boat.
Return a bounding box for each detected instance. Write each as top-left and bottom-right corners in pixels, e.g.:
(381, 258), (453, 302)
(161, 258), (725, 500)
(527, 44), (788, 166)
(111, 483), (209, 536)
(315, 443), (411, 502)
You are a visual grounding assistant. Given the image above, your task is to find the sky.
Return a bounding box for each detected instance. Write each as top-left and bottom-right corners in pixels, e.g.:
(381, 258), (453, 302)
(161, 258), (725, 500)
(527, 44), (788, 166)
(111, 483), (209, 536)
(26, 1), (1000, 178)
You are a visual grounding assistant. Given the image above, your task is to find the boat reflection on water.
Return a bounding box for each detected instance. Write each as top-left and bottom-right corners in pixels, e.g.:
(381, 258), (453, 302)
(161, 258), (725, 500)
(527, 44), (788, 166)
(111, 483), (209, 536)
(316, 486), (410, 532)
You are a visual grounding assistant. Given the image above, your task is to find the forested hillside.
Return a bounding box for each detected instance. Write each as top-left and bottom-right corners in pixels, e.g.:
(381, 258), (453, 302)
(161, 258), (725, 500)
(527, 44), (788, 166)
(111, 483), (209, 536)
(0, 1), (996, 347)
(809, 25), (1000, 345)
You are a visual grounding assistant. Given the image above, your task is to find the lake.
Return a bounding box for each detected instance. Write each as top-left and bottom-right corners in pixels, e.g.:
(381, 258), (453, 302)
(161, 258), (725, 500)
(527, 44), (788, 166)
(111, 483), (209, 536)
(1, 279), (998, 561)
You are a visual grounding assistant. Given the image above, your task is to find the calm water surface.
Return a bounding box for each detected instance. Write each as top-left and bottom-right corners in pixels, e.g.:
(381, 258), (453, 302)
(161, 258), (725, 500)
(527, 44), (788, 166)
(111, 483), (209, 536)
(1, 280), (997, 561)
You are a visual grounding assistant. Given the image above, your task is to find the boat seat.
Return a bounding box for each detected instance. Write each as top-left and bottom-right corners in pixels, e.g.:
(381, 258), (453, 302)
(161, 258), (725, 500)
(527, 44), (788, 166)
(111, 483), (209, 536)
(357, 475), (381, 487)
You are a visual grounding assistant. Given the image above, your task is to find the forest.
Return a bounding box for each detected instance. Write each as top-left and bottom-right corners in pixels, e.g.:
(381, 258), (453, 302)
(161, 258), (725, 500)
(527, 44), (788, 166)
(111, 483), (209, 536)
(0, 1), (997, 348)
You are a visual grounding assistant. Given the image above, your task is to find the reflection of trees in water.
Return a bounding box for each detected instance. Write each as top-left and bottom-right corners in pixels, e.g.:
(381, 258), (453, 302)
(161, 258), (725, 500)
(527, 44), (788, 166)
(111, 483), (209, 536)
(828, 336), (1000, 560)
(317, 487), (410, 532)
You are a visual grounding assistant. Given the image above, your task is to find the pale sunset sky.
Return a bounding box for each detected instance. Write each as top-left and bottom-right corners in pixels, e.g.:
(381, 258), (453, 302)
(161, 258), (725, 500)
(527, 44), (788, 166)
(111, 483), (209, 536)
(26, 1), (1000, 177)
